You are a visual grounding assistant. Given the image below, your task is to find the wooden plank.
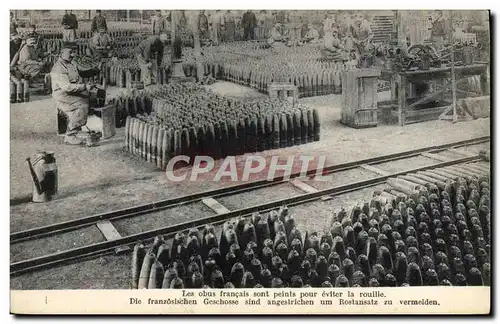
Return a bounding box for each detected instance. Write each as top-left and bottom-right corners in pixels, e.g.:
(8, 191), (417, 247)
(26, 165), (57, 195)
(290, 179), (319, 194)
(360, 164), (391, 176)
(447, 148), (478, 158)
(202, 198), (230, 215)
(420, 152), (453, 162)
(96, 221), (130, 254)
(405, 106), (449, 118)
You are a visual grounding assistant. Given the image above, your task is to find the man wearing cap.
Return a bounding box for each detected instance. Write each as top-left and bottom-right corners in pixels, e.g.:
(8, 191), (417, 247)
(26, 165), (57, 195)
(152, 10), (166, 35)
(91, 10), (108, 34)
(322, 28), (347, 61)
(135, 34), (167, 87)
(350, 14), (374, 59)
(50, 43), (95, 145)
(10, 36), (48, 103)
(302, 24), (320, 44)
(61, 10), (78, 43)
(91, 27), (113, 59)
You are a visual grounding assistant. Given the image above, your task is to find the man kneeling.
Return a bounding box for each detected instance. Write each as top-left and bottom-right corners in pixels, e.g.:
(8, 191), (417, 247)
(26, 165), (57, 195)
(50, 43), (95, 145)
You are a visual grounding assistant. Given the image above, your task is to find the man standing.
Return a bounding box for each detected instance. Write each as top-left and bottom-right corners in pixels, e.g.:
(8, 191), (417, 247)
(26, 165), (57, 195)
(242, 10), (257, 40)
(209, 10), (224, 45)
(198, 10), (209, 40)
(430, 10), (448, 49)
(134, 34), (167, 87)
(51, 43), (95, 145)
(323, 11), (337, 36)
(91, 10), (108, 33)
(224, 10), (235, 42)
(151, 10), (166, 35)
(61, 10), (78, 43)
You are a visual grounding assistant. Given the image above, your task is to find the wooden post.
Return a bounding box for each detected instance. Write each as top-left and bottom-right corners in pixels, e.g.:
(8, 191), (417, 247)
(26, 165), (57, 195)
(398, 74), (406, 126)
(171, 10), (176, 42)
(449, 10), (457, 123)
(127, 10), (130, 23)
(192, 11), (203, 81)
(140, 10), (143, 25)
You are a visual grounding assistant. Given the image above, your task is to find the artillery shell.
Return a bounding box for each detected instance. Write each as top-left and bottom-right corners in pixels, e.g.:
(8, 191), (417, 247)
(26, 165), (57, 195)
(307, 109), (314, 141)
(180, 128), (190, 157)
(189, 127), (198, 159)
(278, 114), (287, 148)
(213, 122), (222, 159)
(124, 116), (131, 149)
(138, 252), (155, 289)
(205, 124), (215, 158)
(237, 119), (246, 154)
(161, 129), (171, 170)
(146, 124), (154, 162)
(312, 109), (320, 141)
(131, 243), (146, 289)
(137, 121), (145, 157)
(156, 128), (164, 169)
(173, 129), (181, 157)
(286, 112), (294, 146)
(301, 110), (309, 144)
(148, 260), (165, 289)
(157, 243), (171, 268)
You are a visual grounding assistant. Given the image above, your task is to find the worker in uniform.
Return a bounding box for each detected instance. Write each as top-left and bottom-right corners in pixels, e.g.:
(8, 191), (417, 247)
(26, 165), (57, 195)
(151, 10), (166, 35)
(61, 10), (78, 43)
(350, 14), (374, 63)
(209, 10), (224, 45)
(323, 11), (337, 37)
(242, 10), (257, 41)
(302, 24), (320, 44)
(91, 10), (108, 34)
(321, 28), (348, 61)
(198, 11), (210, 41)
(50, 43), (95, 145)
(430, 10), (448, 49)
(10, 36), (48, 103)
(224, 10), (236, 42)
(134, 34), (167, 87)
(338, 12), (353, 39)
(90, 26), (113, 59)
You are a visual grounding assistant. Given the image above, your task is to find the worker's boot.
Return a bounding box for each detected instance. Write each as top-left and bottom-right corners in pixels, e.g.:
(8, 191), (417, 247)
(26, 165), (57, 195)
(64, 134), (83, 145)
(10, 80), (16, 103)
(23, 79), (30, 102)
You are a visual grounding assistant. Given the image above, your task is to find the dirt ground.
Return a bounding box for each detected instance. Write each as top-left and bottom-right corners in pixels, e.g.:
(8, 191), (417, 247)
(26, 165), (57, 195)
(9, 81), (490, 289)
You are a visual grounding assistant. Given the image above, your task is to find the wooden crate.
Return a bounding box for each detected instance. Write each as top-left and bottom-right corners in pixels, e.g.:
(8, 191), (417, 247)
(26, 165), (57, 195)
(341, 68), (382, 128)
(267, 83), (299, 106)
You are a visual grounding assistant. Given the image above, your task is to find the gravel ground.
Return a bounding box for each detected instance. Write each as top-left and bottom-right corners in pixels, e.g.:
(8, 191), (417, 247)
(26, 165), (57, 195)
(10, 82), (490, 290)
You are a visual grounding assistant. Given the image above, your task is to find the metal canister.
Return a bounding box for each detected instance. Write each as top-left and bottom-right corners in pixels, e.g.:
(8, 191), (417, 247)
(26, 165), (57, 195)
(26, 151), (58, 203)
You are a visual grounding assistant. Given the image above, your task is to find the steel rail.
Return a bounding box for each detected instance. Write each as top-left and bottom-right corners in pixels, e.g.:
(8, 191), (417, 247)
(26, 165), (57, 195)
(10, 155), (483, 276)
(10, 136), (489, 244)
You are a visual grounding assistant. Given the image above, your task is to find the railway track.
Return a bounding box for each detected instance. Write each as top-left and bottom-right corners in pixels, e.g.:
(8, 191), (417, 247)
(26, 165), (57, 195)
(10, 136), (490, 276)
